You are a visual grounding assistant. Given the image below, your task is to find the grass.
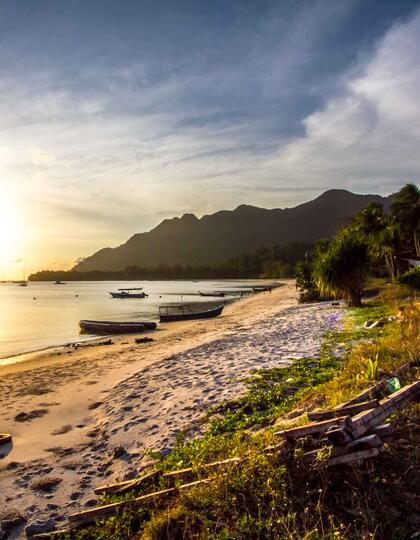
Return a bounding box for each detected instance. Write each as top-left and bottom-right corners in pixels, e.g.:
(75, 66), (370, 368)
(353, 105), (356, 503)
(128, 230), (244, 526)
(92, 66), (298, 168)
(61, 284), (419, 540)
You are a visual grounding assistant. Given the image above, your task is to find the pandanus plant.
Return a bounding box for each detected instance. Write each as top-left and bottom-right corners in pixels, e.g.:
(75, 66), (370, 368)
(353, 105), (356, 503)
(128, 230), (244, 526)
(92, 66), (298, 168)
(313, 228), (370, 307)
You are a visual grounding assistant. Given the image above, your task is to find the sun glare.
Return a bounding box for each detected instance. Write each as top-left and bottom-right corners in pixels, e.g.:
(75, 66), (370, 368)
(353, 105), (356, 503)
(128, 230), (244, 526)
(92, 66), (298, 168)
(0, 193), (24, 275)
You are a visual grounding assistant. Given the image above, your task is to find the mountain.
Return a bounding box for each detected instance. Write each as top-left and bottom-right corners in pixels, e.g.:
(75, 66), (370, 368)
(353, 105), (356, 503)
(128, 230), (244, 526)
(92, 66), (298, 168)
(74, 189), (393, 272)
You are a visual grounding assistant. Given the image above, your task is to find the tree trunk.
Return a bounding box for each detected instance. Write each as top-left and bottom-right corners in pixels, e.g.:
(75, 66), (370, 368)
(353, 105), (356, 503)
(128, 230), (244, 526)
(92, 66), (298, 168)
(414, 230), (420, 258)
(347, 290), (362, 307)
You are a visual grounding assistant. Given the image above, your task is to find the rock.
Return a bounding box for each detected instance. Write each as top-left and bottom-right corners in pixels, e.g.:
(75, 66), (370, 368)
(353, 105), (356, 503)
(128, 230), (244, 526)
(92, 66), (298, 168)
(70, 492), (81, 501)
(0, 509), (26, 532)
(112, 445), (126, 458)
(84, 498), (98, 508)
(25, 519), (56, 537)
(46, 504), (59, 511)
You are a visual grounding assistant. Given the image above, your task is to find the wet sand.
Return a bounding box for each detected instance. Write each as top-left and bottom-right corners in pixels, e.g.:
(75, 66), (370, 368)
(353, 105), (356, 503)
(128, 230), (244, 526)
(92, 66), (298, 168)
(0, 281), (342, 538)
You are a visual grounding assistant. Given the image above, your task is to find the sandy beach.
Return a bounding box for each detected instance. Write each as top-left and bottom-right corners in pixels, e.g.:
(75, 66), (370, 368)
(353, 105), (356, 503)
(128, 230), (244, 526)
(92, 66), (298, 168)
(0, 281), (342, 538)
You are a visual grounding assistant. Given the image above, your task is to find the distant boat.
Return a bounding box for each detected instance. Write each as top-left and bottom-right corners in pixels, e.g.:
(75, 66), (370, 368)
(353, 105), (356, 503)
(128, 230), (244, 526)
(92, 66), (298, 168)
(109, 287), (148, 298)
(79, 319), (157, 334)
(159, 304), (224, 322)
(54, 280), (66, 285)
(198, 290), (225, 297)
(17, 281), (28, 287)
(252, 286), (273, 293)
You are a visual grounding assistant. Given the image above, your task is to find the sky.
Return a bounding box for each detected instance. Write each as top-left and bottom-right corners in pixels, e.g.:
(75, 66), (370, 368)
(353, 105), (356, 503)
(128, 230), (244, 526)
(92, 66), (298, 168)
(0, 0), (420, 278)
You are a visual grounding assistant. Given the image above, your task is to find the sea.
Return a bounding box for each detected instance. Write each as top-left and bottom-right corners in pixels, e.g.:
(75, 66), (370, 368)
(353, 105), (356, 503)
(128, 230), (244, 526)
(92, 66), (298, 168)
(0, 280), (257, 363)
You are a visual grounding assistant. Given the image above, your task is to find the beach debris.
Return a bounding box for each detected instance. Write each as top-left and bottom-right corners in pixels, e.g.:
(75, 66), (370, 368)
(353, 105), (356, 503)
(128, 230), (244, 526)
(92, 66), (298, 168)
(25, 518), (56, 538)
(56, 372), (418, 535)
(307, 399), (379, 422)
(135, 336), (155, 344)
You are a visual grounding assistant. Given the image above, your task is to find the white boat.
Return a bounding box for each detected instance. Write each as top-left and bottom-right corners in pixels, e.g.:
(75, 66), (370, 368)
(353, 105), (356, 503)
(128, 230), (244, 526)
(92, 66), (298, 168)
(109, 287), (148, 299)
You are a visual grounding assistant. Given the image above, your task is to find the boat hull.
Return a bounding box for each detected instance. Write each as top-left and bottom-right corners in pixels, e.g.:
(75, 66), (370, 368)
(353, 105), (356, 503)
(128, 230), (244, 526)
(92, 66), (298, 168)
(159, 305), (224, 323)
(79, 320), (156, 334)
(110, 292), (147, 298)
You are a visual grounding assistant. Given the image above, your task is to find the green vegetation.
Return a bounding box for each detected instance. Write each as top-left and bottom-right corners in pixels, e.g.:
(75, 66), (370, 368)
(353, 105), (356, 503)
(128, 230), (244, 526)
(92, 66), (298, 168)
(61, 285), (419, 540)
(313, 228), (369, 306)
(397, 266), (420, 290)
(297, 184), (420, 304)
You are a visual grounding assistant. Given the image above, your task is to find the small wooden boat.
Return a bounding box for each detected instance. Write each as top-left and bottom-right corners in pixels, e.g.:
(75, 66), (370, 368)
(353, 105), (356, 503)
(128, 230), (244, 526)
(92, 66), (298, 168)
(198, 290), (225, 297)
(79, 319), (157, 334)
(252, 286), (273, 293)
(159, 304), (224, 322)
(110, 287), (148, 299)
(54, 280), (66, 285)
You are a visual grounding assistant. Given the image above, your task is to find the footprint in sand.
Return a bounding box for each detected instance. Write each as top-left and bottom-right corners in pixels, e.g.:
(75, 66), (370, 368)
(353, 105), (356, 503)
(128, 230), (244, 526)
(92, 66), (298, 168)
(14, 409), (49, 422)
(52, 424), (73, 435)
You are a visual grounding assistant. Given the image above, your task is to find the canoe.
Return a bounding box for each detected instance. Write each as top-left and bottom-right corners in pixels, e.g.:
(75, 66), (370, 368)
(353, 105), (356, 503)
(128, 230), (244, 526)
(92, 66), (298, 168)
(252, 286), (272, 292)
(110, 291), (148, 298)
(79, 320), (156, 334)
(198, 291), (225, 297)
(159, 304), (224, 323)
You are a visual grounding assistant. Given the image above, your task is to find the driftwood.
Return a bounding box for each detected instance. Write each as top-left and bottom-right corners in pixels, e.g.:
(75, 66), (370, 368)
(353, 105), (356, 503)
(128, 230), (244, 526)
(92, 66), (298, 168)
(70, 475), (223, 527)
(69, 487), (178, 526)
(95, 469), (160, 496)
(275, 416), (351, 440)
(308, 400), (379, 422)
(95, 457), (243, 496)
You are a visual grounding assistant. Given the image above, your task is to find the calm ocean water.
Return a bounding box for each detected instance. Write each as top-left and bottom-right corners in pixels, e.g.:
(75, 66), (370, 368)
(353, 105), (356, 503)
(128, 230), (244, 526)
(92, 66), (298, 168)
(0, 280), (255, 362)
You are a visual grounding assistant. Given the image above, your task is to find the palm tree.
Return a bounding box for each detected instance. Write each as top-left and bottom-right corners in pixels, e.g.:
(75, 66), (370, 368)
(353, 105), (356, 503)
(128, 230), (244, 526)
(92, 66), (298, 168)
(379, 223), (403, 279)
(391, 183), (420, 257)
(313, 228), (370, 307)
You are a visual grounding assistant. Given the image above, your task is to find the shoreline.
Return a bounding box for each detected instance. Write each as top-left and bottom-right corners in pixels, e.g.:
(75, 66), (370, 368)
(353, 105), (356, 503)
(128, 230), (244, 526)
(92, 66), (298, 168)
(0, 281), (342, 538)
(0, 279), (275, 366)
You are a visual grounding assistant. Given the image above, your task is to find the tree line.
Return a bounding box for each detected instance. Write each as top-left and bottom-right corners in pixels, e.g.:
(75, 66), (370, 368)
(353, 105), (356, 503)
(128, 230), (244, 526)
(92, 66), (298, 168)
(29, 242), (313, 281)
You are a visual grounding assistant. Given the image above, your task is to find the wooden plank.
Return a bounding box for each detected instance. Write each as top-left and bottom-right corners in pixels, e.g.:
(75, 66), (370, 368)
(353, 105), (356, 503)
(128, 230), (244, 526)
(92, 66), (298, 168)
(69, 487), (177, 526)
(163, 457), (242, 483)
(32, 530), (74, 539)
(94, 469), (160, 495)
(350, 380), (420, 439)
(326, 445), (384, 467)
(325, 427), (355, 446)
(308, 400), (379, 422)
(341, 380), (386, 406)
(275, 416), (351, 440)
(302, 434), (382, 464)
(70, 474), (225, 527)
(332, 434), (382, 456)
(368, 423), (394, 438)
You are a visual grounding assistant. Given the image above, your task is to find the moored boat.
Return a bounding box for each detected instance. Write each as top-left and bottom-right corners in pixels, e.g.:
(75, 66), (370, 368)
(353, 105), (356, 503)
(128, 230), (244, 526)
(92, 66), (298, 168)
(109, 287), (148, 298)
(159, 304), (224, 322)
(198, 290), (225, 297)
(79, 319), (157, 334)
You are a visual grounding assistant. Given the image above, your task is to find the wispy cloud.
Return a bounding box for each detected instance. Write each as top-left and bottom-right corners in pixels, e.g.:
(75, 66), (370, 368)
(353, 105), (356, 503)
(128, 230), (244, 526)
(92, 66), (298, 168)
(0, 0), (418, 275)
